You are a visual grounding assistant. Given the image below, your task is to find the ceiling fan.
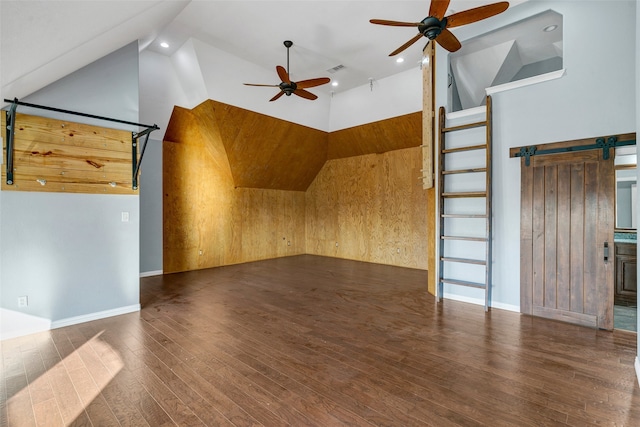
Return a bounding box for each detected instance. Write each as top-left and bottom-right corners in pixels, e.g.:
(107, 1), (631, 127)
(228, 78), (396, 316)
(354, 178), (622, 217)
(370, 0), (509, 55)
(244, 40), (331, 102)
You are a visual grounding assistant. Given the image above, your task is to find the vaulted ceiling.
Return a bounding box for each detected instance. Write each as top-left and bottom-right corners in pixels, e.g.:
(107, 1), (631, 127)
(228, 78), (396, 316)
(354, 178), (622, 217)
(1, 0), (529, 106)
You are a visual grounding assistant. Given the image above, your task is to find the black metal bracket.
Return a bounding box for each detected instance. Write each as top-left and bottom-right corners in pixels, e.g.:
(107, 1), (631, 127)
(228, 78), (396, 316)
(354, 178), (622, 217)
(519, 146), (537, 167)
(596, 136), (618, 160)
(132, 126), (158, 190)
(515, 135), (635, 166)
(5, 98), (18, 185)
(3, 98), (159, 189)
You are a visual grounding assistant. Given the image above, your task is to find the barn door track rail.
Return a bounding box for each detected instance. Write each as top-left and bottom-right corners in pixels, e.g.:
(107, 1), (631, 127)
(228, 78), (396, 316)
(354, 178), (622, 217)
(514, 134), (636, 166)
(3, 98), (159, 189)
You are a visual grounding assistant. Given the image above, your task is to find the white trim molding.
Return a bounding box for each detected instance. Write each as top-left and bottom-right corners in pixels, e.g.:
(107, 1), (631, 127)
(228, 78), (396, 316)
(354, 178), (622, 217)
(51, 304), (140, 329)
(446, 70), (566, 120)
(1, 304), (140, 341)
(636, 357), (640, 387)
(140, 270), (163, 278)
(443, 293), (520, 313)
(485, 69), (566, 96)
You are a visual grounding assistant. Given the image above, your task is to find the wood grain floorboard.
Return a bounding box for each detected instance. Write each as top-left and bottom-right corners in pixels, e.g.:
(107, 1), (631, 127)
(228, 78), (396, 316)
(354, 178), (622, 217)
(2, 254), (640, 426)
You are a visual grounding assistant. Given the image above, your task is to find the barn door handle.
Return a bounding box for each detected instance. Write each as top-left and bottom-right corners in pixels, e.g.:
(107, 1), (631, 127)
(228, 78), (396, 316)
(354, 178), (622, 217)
(604, 242), (609, 262)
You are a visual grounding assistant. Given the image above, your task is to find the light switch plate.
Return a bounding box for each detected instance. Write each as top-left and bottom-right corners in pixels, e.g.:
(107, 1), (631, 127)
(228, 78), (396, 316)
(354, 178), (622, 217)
(121, 211), (129, 222)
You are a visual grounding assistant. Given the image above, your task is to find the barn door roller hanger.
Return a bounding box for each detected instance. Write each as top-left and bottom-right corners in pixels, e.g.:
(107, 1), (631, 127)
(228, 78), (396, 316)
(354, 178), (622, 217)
(515, 136), (636, 166)
(4, 98), (159, 190)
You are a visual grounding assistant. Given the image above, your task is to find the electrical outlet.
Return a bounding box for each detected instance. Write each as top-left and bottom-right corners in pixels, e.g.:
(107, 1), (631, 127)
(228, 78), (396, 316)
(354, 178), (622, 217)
(18, 296), (28, 308)
(199, 250), (203, 255)
(121, 211), (129, 222)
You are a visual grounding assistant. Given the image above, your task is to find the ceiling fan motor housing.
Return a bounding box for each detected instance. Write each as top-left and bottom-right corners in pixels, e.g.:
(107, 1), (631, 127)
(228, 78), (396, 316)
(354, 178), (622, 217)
(419, 16), (447, 40)
(279, 81), (297, 95)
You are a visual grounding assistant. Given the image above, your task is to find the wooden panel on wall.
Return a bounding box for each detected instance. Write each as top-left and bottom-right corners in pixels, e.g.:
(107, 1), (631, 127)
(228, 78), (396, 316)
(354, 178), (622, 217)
(239, 188), (306, 261)
(163, 106), (306, 274)
(1, 113), (137, 194)
(164, 100), (433, 274)
(305, 147), (429, 270)
(327, 112), (422, 160)
(205, 100), (328, 191)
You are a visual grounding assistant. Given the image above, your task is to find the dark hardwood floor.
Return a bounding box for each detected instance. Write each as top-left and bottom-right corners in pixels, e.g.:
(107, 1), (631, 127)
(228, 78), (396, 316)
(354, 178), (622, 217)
(2, 255), (640, 426)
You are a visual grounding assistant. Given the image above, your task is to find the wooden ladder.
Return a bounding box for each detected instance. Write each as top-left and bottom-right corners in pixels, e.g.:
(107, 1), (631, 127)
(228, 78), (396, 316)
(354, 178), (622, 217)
(437, 96), (493, 311)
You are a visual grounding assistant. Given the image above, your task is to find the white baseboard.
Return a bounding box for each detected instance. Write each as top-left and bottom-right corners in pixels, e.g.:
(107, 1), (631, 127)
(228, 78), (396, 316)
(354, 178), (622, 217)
(443, 293), (520, 313)
(636, 357), (640, 387)
(140, 270), (163, 278)
(51, 304), (140, 330)
(1, 304), (140, 341)
(491, 301), (521, 313)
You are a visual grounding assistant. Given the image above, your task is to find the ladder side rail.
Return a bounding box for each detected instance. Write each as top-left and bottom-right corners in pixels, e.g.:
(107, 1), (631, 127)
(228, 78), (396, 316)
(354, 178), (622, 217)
(437, 106), (447, 302)
(485, 95), (493, 311)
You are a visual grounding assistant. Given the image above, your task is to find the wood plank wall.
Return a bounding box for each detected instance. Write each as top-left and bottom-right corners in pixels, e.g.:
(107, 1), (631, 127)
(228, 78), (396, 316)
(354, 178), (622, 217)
(163, 100), (431, 274)
(206, 100), (328, 191)
(327, 112), (421, 159)
(163, 105), (306, 273)
(305, 148), (429, 269)
(1, 113), (137, 194)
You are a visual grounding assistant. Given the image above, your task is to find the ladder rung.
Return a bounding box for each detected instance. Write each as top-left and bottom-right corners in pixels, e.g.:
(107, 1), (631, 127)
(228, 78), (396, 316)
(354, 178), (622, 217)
(442, 121), (487, 133)
(441, 257), (486, 266)
(442, 191), (486, 198)
(441, 235), (488, 242)
(440, 278), (486, 289)
(442, 144), (486, 154)
(441, 214), (487, 219)
(442, 168), (487, 175)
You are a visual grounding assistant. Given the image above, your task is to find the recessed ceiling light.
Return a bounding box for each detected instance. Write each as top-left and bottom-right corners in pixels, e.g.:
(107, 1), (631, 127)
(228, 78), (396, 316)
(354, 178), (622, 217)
(160, 42), (170, 48)
(396, 57), (405, 63)
(331, 81), (338, 87)
(543, 25), (558, 32)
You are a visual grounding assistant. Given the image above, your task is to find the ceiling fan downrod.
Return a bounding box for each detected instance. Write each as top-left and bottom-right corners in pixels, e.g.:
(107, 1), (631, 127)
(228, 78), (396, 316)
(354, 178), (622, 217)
(283, 40), (293, 75)
(282, 40), (295, 95)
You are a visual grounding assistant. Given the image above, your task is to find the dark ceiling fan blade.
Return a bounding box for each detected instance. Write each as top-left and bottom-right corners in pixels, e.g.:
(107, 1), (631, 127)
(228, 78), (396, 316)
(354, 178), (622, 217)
(296, 77), (331, 89)
(435, 28), (462, 52)
(369, 19), (420, 27)
(429, 0), (451, 20)
(244, 83), (280, 87)
(276, 65), (290, 83)
(446, 2), (509, 28)
(293, 89), (318, 100)
(269, 91), (285, 102)
(389, 33), (424, 56)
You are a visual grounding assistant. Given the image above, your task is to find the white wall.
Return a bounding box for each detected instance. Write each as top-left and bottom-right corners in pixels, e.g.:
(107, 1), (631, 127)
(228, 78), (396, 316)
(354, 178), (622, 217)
(435, 1), (636, 309)
(328, 66), (423, 131)
(0, 42), (142, 340)
(139, 138), (163, 274)
(139, 50), (190, 139)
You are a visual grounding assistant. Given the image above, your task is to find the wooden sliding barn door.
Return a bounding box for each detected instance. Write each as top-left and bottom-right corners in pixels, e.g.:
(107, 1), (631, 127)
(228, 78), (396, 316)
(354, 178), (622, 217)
(520, 149), (614, 330)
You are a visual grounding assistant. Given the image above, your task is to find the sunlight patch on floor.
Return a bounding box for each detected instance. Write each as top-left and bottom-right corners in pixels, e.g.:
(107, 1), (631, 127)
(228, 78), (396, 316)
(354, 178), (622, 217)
(6, 331), (123, 425)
